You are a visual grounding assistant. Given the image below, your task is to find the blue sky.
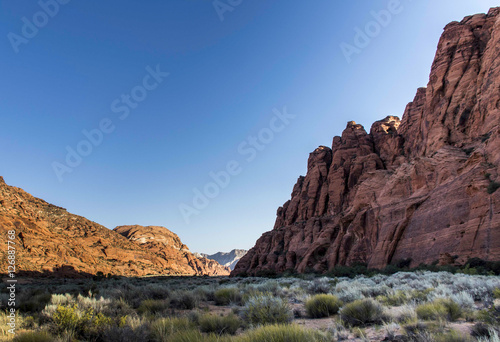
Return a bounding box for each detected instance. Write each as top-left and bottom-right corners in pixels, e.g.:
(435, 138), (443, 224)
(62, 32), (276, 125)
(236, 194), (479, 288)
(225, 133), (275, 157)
(0, 1), (498, 254)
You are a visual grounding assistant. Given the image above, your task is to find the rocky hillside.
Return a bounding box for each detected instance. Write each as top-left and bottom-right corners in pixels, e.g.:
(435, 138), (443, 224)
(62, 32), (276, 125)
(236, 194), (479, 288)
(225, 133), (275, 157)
(232, 8), (500, 276)
(0, 177), (229, 277)
(196, 249), (248, 270)
(114, 225), (230, 276)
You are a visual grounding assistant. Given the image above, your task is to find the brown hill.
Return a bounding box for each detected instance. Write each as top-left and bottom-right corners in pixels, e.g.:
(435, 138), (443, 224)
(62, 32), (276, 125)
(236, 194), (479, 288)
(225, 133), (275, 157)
(114, 225), (230, 276)
(0, 177), (229, 277)
(232, 8), (500, 276)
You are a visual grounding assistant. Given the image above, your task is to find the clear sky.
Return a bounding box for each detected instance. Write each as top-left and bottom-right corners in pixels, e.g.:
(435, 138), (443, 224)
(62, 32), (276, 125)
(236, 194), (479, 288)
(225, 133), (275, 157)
(0, 1), (498, 254)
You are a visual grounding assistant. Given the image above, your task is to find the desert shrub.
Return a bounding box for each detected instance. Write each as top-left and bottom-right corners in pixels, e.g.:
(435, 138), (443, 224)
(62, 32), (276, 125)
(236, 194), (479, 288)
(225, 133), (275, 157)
(52, 304), (81, 332)
(306, 278), (334, 294)
(238, 324), (331, 342)
(334, 286), (365, 303)
(12, 331), (53, 342)
(487, 181), (500, 194)
(151, 317), (194, 341)
(143, 284), (170, 300)
(410, 288), (434, 303)
(137, 299), (170, 315)
(403, 321), (444, 342)
(493, 288), (500, 299)
(416, 299), (461, 321)
(450, 291), (475, 310)
(214, 287), (241, 306)
(378, 290), (409, 306)
(240, 294), (293, 326)
(170, 291), (199, 310)
(471, 323), (499, 339)
(101, 298), (135, 317)
(50, 303), (113, 339)
(19, 293), (52, 313)
(476, 329), (500, 342)
(339, 298), (384, 326)
(101, 325), (151, 342)
(434, 329), (473, 342)
(383, 322), (401, 340)
(199, 313), (240, 335)
(305, 294), (342, 318)
(390, 304), (418, 323)
(477, 305), (500, 325)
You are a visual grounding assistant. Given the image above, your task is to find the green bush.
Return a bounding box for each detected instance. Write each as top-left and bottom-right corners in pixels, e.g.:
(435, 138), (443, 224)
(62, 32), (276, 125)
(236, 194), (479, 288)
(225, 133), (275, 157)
(52, 304), (81, 332)
(305, 294), (342, 318)
(199, 313), (240, 335)
(416, 299), (461, 322)
(240, 294), (293, 326)
(238, 324), (331, 342)
(339, 298), (383, 326)
(137, 299), (170, 315)
(12, 331), (53, 342)
(214, 287), (241, 306)
(488, 181), (500, 194)
(493, 288), (500, 300)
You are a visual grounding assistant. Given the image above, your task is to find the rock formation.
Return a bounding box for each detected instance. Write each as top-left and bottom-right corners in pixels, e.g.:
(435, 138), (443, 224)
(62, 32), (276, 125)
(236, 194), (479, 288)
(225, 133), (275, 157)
(195, 249), (248, 270)
(0, 178), (229, 277)
(114, 225), (231, 276)
(232, 8), (500, 276)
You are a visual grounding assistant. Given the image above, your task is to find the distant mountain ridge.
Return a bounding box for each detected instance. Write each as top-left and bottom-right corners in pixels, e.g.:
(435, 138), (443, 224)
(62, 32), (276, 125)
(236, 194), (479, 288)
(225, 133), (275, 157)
(195, 249), (247, 270)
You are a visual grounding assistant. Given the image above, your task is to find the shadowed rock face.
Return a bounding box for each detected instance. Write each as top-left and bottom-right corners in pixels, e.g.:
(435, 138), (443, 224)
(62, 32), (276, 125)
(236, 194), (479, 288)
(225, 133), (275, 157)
(232, 8), (500, 276)
(0, 180), (229, 277)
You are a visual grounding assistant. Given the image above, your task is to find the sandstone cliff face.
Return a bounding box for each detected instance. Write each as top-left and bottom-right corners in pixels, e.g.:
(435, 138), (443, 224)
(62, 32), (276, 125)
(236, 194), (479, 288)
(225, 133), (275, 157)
(232, 8), (500, 276)
(0, 179), (229, 277)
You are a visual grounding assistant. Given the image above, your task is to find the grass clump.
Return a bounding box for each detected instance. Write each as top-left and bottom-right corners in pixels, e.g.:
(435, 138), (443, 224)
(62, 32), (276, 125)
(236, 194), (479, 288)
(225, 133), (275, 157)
(416, 298), (462, 322)
(151, 317), (194, 341)
(238, 324), (330, 342)
(240, 294), (293, 326)
(214, 287), (241, 306)
(199, 313), (240, 335)
(12, 331), (53, 342)
(339, 298), (384, 326)
(435, 329), (473, 342)
(305, 294), (342, 318)
(137, 299), (170, 315)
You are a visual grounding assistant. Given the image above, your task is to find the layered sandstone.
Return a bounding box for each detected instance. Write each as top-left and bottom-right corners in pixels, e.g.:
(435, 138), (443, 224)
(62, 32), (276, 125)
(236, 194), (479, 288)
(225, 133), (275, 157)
(0, 179), (229, 277)
(233, 8), (500, 276)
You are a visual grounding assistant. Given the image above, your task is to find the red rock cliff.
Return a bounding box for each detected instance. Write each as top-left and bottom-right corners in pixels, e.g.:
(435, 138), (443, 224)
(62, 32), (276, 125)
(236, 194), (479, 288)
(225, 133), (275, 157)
(232, 8), (500, 276)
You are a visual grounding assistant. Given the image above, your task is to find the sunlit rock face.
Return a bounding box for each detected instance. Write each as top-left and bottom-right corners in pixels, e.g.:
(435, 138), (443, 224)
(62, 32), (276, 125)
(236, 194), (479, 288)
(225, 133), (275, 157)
(0, 179), (230, 277)
(232, 8), (500, 276)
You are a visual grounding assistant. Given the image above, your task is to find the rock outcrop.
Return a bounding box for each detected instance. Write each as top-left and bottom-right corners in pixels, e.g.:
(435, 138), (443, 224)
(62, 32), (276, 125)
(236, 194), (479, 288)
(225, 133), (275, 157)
(196, 249), (248, 270)
(114, 225), (231, 276)
(0, 180), (229, 277)
(232, 8), (500, 276)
